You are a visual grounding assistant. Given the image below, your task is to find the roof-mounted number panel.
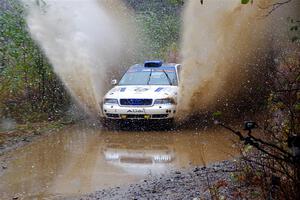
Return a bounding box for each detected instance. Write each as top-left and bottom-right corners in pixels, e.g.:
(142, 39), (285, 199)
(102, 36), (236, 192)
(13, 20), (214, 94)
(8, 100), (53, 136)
(144, 60), (163, 68)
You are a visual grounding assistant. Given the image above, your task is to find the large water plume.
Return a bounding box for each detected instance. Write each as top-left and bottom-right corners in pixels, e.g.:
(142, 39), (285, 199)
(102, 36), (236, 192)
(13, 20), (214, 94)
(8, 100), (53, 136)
(23, 0), (138, 116)
(177, 0), (300, 120)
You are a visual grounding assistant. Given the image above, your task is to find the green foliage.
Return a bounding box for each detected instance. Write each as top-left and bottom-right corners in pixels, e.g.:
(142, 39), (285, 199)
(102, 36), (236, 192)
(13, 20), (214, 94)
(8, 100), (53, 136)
(168, 0), (184, 5)
(212, 111), (222, 118)
(287, 17), (300, 43)
(125, 0), (182, 61)
(241, 0), (250, 4)
(0, 0), (70, 122)
(135, 10), (181, 60)
(295, 103), (300, 111)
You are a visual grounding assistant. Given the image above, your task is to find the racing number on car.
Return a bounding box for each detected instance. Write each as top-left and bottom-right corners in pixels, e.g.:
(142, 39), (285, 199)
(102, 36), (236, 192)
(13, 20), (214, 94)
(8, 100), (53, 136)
(134, 87), (149, 93)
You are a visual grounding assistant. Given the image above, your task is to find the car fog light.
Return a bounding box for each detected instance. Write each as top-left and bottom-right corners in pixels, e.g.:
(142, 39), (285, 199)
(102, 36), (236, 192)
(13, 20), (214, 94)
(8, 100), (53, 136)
(121, 115), (127, 119)
(144, 115), (150, 119)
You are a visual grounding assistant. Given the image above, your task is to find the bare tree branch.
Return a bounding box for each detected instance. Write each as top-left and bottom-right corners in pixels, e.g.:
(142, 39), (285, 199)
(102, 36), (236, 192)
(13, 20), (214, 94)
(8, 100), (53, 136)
(258, 0), (293, 17)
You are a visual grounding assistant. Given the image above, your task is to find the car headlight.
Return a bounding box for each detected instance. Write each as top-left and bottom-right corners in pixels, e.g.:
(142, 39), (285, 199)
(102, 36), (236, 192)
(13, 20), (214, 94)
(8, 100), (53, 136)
(104, 98), (118, 104)
(154, 98), (176, 105)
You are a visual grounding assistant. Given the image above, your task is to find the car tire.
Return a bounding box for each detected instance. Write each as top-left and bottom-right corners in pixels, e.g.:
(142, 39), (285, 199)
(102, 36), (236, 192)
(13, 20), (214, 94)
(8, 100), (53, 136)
(164, 119), (176, 130)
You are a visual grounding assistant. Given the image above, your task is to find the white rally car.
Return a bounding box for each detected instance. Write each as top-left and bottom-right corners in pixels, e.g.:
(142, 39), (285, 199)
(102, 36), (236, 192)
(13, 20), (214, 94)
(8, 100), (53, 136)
(102, 61), (181, 121)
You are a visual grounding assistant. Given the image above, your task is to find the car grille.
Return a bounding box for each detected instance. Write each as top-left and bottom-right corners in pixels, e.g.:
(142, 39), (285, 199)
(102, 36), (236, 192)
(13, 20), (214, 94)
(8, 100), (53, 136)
(120, 99), (153, 106)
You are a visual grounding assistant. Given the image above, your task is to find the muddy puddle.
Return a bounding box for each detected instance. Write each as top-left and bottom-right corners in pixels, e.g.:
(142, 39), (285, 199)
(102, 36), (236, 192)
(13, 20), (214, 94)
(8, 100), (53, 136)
(0, 126), (239, 199)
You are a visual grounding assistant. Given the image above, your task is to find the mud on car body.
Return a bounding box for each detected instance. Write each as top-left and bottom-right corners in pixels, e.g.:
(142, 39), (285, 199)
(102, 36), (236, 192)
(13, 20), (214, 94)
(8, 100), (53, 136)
(102, 61), (181, 121)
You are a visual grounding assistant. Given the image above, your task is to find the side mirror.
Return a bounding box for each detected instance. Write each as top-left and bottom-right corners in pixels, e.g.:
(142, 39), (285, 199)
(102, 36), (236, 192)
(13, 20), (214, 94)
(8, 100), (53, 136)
(111, 79), (118, 85)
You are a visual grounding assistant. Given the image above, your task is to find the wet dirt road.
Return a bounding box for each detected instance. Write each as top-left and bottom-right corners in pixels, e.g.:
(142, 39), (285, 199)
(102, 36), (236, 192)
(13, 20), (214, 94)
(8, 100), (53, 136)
(0, 125), (239, 199)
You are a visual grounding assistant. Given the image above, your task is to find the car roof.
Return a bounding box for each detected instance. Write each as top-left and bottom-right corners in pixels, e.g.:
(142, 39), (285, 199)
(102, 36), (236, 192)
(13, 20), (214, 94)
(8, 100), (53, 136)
(128, 62), (179, 72)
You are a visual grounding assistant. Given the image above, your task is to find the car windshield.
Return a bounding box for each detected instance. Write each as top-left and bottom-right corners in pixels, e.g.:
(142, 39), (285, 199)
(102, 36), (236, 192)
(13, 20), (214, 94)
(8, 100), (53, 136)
(119, 69), (178, 86)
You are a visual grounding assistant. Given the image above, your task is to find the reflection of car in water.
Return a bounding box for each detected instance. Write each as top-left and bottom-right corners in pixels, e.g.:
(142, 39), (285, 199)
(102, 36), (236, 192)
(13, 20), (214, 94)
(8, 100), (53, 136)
(104, 144), (175, 164)
(101, 60), (181, 122)
(101, 133), (176, 174)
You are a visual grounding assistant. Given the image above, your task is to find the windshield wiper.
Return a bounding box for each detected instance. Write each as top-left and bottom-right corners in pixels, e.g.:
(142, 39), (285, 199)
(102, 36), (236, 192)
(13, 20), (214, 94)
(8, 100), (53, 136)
(163, 70), (173, 86)
(147, 69), (153, 85)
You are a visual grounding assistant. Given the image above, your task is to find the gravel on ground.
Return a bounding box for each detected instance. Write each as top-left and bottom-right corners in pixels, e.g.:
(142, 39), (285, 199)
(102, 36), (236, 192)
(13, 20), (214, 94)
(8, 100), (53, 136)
(66, 160), (258, 200)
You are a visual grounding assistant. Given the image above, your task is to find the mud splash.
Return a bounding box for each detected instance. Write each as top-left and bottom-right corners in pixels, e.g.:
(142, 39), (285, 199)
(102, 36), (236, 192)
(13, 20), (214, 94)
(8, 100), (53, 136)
(23, 0), (138, 115)
(177, 0), (299, 119)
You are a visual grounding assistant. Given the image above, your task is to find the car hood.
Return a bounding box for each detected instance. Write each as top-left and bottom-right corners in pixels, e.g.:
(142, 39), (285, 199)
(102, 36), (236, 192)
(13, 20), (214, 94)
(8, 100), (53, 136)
(104, 85), (178, 100)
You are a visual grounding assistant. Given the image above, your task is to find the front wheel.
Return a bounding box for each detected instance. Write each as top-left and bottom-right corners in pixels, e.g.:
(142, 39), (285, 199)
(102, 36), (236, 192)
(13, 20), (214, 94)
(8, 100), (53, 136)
(164, 119), (176, 130)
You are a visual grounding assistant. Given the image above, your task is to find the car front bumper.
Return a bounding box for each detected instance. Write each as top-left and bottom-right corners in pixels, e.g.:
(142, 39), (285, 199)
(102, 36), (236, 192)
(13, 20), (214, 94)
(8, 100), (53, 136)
(102, 104), (176, 119)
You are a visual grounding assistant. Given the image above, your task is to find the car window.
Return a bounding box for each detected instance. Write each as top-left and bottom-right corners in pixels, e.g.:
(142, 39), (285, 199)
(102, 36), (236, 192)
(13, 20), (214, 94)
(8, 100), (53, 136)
(148, 71), (177, 85)
(118, 69), (178, 86)
(119, 71), (150, 85)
